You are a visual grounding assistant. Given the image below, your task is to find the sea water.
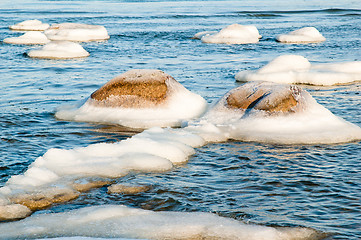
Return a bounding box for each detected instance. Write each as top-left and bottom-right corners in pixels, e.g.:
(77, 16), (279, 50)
(0, 0), (360, 239)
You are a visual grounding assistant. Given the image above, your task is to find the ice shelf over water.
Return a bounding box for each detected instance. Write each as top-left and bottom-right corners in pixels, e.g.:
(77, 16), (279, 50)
(55, 69), (208, 128)
(0, 205), (326, 240)
(44, 23), (110, 42)
(276, 27), (326, 43)
(27, 41), (90, 59)
(3, 31), (50, 45)
(9, 19), (49, 31)
(235, 55), (361, 86)
(195, 24), (261, 44)
(186, 81), (361, 144)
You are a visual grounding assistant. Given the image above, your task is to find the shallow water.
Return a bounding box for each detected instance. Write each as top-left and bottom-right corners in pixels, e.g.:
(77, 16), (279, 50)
(0, 0), (360, 239)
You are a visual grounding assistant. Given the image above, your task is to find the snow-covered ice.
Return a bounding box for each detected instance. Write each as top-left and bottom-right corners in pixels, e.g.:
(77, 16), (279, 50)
(44, 23), (110, 42)
(27, 41), (90, 59)
(0, 204), (325, 240)
(196, 24), (261, 44)
(235, 55), (361, 86)
(3, 31), (50, 45)
(276, 27), (326, 43)
(9, 19), (49, 31)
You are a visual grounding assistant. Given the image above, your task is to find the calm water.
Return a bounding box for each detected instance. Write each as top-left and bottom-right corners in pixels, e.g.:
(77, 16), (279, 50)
(0, 0), (360, 239)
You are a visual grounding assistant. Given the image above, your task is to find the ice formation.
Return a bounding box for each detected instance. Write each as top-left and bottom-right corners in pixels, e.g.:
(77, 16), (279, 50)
(3, 31), (50, 45)
(235, 55), (361, 86)
(276, 27), (326, 43)
(0, 127), (205, 218)
(9, 19), (49, 31)
(44, 23), (110, 42)
(186, 81), (361, 144)
(55, 69), (208, 128)
(197, 24), (261, 44)
(27, 41), (90, 59)
(0, 204), (326, 240)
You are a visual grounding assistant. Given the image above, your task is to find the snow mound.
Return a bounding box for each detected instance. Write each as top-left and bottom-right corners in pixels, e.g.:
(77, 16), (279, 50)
(197, 24), (261, 44)
(277, 27), (325, 43)
(235, 55), (361, 86)
(9, 19), (49, 31)
(27, 41), (90, 59)
(0, 204), (326, 240)
(55, 69), (207, 128)
(186, 81), (361, 144)
(3, 31), (50, 45)
(44, 23), (110, 42)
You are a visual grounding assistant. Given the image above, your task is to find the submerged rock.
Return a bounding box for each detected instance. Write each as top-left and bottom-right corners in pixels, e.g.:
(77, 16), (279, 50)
(107, 184), (151, 194)
(276, 27), (326, 43)
(9, 19), (49, 31)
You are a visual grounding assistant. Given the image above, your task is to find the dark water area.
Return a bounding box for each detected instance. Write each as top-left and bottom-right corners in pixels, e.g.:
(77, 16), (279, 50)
(0, 0), (360, 239)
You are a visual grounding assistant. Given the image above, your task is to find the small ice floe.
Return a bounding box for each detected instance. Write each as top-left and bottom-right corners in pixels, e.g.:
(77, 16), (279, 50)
(9, 19), (50, 31)
(186, 81), (361, 144)
(196, 24), (261, 44)
(276, 27), (325, 43)
(27, 41), (90, 59)
(0, 127), (205, 220)
(3, 31), (50, 45)
(56, 69), (207, 128)
(44, 23), (110, 42)
(0, 204), (326, 240)
(235, 55), (361, 86)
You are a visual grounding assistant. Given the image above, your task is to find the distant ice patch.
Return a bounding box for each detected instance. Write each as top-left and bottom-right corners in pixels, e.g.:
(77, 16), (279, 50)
(0, 204), (326, 240)
(27, 41), (90, 59)
(3, 31), (50, 45)
(9, 19), (49, 31)
(235, 55), (361, 86)
(276, 27), (326, 43)
(186, 81), (361, 144)
(44, 23), (110, 42)
(195, 24), (261, 44)
(56, 69), (207, 128)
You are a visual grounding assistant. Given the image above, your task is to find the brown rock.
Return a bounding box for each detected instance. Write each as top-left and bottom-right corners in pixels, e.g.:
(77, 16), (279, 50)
(9, 188), (80, 211)
(90, 69), (174, 108)
(107, 184), (151, 194)
(226, 82), (301, 113)
(72, 180), (112, 192)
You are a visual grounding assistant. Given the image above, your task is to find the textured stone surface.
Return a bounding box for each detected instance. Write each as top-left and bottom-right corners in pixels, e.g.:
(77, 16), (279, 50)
(226, 83), (301, 113)
(90, 69), (174, 108)
(107, 184), (151, 194)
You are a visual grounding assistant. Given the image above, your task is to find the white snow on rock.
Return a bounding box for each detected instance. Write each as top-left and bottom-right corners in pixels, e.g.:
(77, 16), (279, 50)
(197, 24), (261, 44)
(3, 31), (50, 45)
(44, 23), (110, 42)
(276, 27), (326, 43)
(235, 55), (361, 86)
(27, 41), (90, 59)
(186, 81), (361, 144)
(55, 69), (207, 128)
(9, 19), (49, 31)
(0, 204), (325, 240)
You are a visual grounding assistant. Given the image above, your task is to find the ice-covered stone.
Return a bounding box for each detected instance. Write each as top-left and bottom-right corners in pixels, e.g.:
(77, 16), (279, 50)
(3, 31), (50, 45)
(276, 27), (325, 43)
(198, 24), (261, 44)
(9, 19), (49, 31)
(27, 41), (90, 59)
(45, 23), (110, 42)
